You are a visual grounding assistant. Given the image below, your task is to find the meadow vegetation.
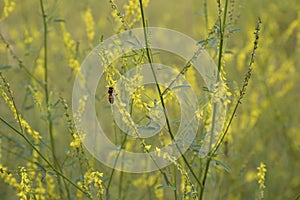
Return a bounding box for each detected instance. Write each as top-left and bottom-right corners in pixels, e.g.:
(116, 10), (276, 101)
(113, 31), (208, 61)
(0, 0), (299, 199)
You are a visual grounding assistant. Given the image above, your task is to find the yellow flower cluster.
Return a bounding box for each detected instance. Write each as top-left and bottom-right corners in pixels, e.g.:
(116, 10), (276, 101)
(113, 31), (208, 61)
(24, 27), (33, 45)
(71, 95), (88, 149)
(0, 77), (42, 140)
(1, 0), (15, 20)
(20, 118), (42, 140)
(60, 24), (80, 75)
(34, 57), (45, 81)
(103, 64), (118, 87)
(0, 165), (20, 198)
(132, 173), (163, 199)
(115, 100), (137, 132)
(25, 144), (46, 199)
(83, 7), (95, 42)
(27, 85), (44, 112)
(18, 167), (33, 200)
(257, 162), (267, 199)
(1, 139), (44, 199)
(144, 144), (151, 151)
(154, 182), (164, 200)
(110, 0), (150, 32)
(219, 70), (232, 105)
(70, 132), (82, 149)
(155, 147), (196, 198)
(123, 0), (149, 27)
(99, 43), (121, 87)
(77, 170), (104, 198)
(130, 86), (145, 110)
(34, 173), (46, 200)
(179, 159), (196, 199)
(182, 179), (193, 199)
(126, 64), (145, 110)
(45, 173), (58, 200)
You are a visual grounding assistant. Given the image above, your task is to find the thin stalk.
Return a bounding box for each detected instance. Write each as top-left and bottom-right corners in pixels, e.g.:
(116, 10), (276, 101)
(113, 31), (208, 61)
(39, 0), (54, 163)
(118, 165), (124, 199)
(174, 165), (178, 200)
(199, 16), (262, 200)
(106, 131), (128, 195)
(106, 99), (133, 195)
(199, 0), (229, 198)
(0, 33), (43, 86)
(138, 0), (203, 189)
(0, 116), (91, 198)
(204, 0), (209, 32)
(39, 1), (70, 199)
(216, 0), (229, 74)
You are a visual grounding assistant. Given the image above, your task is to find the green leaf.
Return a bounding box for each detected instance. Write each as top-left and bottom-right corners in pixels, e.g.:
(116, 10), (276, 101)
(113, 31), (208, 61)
(41, 174), (46, 182)
(47, 171), (57, 177)
(172, 85), (191, 90)
(156, 185), (168, 190)
(151, 50), (160, 55)
(202, 86), (211, 92)
(156, 185), (176, 191)
(34, 162), (46, 172)
(125, 40), (139, 48)
(52, 99), (61, 108)
(230, 28), (241, 33)
(214, 159), (231, 173)
(0, 65), (12, 70)
(196, 37), (214, 46)
(168, 186), (176, 191)
(162, 172), (171, 185)
(225, 50), (234, 54)
(53, 18), (65, 22)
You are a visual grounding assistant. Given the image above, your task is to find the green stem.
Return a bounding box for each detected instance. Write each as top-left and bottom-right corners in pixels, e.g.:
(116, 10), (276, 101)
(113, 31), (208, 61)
(39, 0), (53, 163)
(199, 0), (229, 199)
(106, 99), (133, 195)
(39, 1), (70, 199)
(118, 165), (124, 199)
(204, 0), (209, 32)
(174, 165), (178, 200)
(106, 133), (128, 195)
(139, 0), (203, 189)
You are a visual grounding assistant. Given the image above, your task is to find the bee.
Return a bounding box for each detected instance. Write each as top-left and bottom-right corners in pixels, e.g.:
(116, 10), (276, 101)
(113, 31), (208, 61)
(108, 87), (115, 104)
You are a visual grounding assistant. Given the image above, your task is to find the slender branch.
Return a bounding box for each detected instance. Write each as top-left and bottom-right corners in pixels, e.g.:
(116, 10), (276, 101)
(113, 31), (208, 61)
(0, 33), (43, 86)
(199, 0), (229, 198)
(39, 1), (71, 199)
(139, 0), (203, 189)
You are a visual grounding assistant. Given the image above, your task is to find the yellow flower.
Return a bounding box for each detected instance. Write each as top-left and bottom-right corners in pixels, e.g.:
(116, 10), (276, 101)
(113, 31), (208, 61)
(78, 170), (104, 198)
(24, 27), (33, 45)
(257, 162), (267, 199)
(83, 7), (95, 42)
(144, 145), (151, 151)
(0, 77), (42, 140)
(110, 0), (151, 32)
(70, 133), (82, 149)
(60, 23), (80, 75)
(257, 162), (267, 188)
(245, 170), (256, 182)
(1, 0), (16, 20)
(17, 167), (33, 199)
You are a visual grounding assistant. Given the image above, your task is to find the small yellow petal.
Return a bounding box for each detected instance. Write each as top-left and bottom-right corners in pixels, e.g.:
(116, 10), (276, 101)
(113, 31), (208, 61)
(145, 145), (151, 151)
